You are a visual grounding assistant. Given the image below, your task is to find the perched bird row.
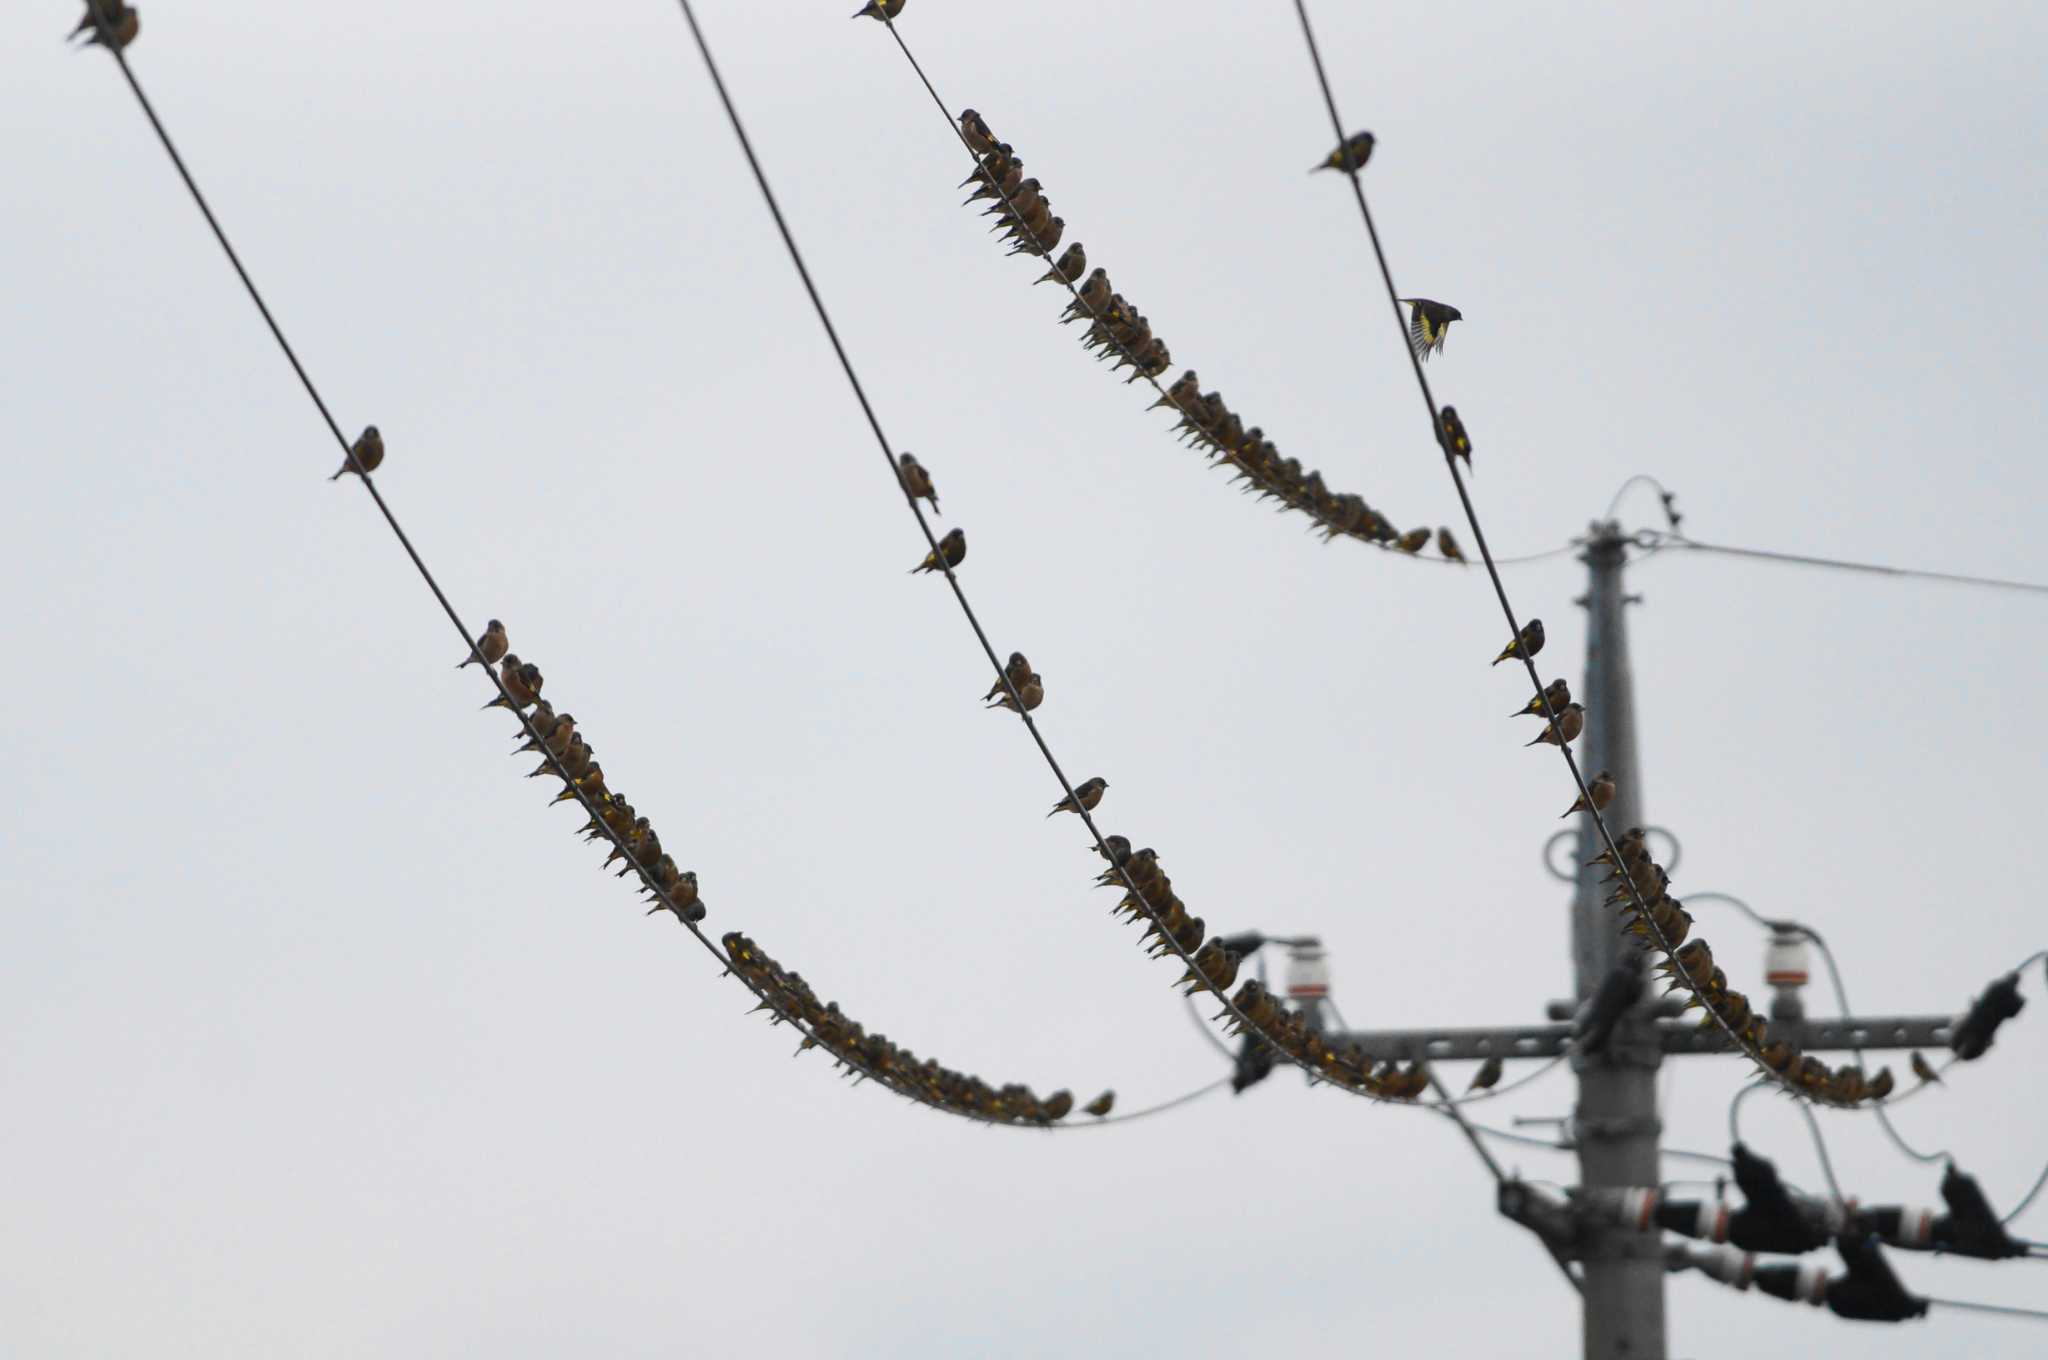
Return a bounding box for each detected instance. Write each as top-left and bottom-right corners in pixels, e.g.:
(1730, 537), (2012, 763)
(1594, 827), (1895, 1107)
(1087, 835), (1428, 1100)
(950, 108), (1461, 561)
(466, 620), (706, 925)
(722, 931), (1112, 1124)
(67, 1), (139, 50)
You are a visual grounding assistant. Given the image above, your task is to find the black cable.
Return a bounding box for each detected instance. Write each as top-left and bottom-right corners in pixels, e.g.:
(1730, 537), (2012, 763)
(668, 0), (1396, 1104)
(1922, 1297), (2048, 1323)
(79, 31), (1135, 1133)
(872, 17), (1573, 570)
(1286, 0), (1798, 1093)
(1650, 532), (2048, 597)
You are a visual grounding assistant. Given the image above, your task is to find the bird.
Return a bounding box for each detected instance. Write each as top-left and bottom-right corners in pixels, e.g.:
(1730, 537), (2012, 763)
(1491, 618), (1545, 666)
(910, 528), (966, 574)
(1084, 1090), (1115, 1118)
(1061, 269), (1111, 323)
(850, 0), (903, 19)
(1312, 131), (1376, 174)
(459, 619), (508, 670)
(482, 658), (542, 710)
(1910, 1051), (1943, 1086)
(1394, 527), (1430, 554)
(1866, 1067), (1896, 1101)
(1527, 702), (1585, 748)
(1467, 1055), (1504, 1093)
(67, 1), (125, 41)
(1514, 679), (1571, 718)
(1094, 836), (1132, 869)
(548, 762), (605, 806)
(988, 673), (1043, 713)
(896, 452), (939, 514)
(984, 651), (1032, 703)
(1563, 771), (1616, 818)
(1438, 406), (1473, 472)
(1047, 777), (1108, 818)
(1436, 528), (1467, 563)
(1401, 298), (1462, 360)
(329, 425), (383, 481)
(959, 109), (995, 157)
(74, 3), (138, 49)
(1035, 243), (1086, 287)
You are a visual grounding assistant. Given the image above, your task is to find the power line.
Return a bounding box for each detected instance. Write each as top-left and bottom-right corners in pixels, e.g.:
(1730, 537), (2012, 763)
(77, 30), (1145, 1134)
(1645, 532), (2048, 597)
(668, 0), (1402, 1106)
(1286, 0), (1805, 1098)
(1051, 1077), (1230, 1130)
(1923, 1296), (2048, 1323)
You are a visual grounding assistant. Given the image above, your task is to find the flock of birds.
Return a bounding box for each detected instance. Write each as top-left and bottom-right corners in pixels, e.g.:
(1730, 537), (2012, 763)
(447, 604), (1124, 1124)
(952, 105), (1474, 563)
(191, 0), (1959, 1118)
(725, 931), (1116, 1124)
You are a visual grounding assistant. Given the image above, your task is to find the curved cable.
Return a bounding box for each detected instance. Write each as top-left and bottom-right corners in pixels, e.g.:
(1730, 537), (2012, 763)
(1605, 474), (1682, 527)
(2004, 1160), (2048, 1228)
(1054, 1077), (1231, 1130)
(669, 0), (1405, 1105)
(1287, 0), (1815, 1100)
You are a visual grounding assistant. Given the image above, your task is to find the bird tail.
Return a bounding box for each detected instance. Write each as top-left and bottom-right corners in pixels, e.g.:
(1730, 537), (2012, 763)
(482, 696), (510, 710)
(329, 468), (346, 481)
(1045, 806), (1062, 819)
(456, 655), (475, 668)
(1525, 730), (1550, 747)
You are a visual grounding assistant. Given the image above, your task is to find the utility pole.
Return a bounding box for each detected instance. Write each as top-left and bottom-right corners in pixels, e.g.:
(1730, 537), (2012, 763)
(1569, 522), (1665, 1358)
(1321, 521), (1957, 1360)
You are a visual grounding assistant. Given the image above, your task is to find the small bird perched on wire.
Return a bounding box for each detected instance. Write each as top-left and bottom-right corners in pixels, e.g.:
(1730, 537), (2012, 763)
(1528, 702), (1585, 748)
(72, 2), (139, 49)
(459, 618), (508, 670)
(1438, 405), (1473, 473)
(1492, 618), (1545, 666)
(958, 109), (995, 156)
(329, 425), (383, 481)
(1910, 1051), (1943, 1086)
(850, 0), (904, 20)
(1035, 242), (1085, 287)
(1563, 771), (1616, 818)
(1394, 527), (1430, 554)
(910, 528), (966, 574)
(1866, 1067), (1896, 1101)
(896, 452), (939, 514)
(1436, 528), (1467, 563)
(1401, 298), (1462, 360)
(988, 673), (1043, 714)
(1514, 679), (1571, 718)
(1467, 1055), (1504, 1093)
(1047, 777), (1108, 818)
(984, 652), (1032, 703)
(483, 657), (542, 710)
(1312, 130), (1375, 175)
(1084, 1090), (1115, 1118)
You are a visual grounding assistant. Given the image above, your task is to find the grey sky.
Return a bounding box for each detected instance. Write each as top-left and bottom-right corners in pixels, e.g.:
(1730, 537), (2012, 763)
(5, 2), (2046, 1355)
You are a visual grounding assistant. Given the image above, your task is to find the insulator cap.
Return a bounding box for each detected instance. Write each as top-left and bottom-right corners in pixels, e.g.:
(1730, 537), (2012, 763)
(1764, 932), (1810, 988)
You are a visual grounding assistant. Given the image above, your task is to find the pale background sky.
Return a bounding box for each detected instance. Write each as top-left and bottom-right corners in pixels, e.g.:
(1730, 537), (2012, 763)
(4, 2), (2046, 1356)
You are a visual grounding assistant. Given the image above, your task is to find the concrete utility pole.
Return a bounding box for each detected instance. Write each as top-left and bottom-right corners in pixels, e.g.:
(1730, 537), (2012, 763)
(1325, 522), (1956, 1360)
(1570, 523), (1666, 1357)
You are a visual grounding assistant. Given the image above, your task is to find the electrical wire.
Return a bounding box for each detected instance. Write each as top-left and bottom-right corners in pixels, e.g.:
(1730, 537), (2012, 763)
(1286, 0), (1806, 1099)
(1728, 1079), (1845, 1204)
(669, 0), (1402, 1106)
(1605, 474), (1683, 527)
(870, 18), (1574, 571)
(1422, 1066), (1585, 1295)
(1050, 1077), (1230, 1130)
(1642, 531), (2048, 597)
(79, 27), (1175, 1135)
(1922, 1297), (2048, 1323)
(2005, 1162), (2048, 1228)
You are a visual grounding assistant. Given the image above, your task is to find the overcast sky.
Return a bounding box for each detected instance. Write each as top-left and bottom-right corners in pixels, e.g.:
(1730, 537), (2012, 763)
(5, 2), (2046, 1356)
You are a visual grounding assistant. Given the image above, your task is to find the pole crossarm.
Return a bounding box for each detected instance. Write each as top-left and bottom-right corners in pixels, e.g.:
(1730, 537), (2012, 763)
(1328, 1016), (1956, 1063)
